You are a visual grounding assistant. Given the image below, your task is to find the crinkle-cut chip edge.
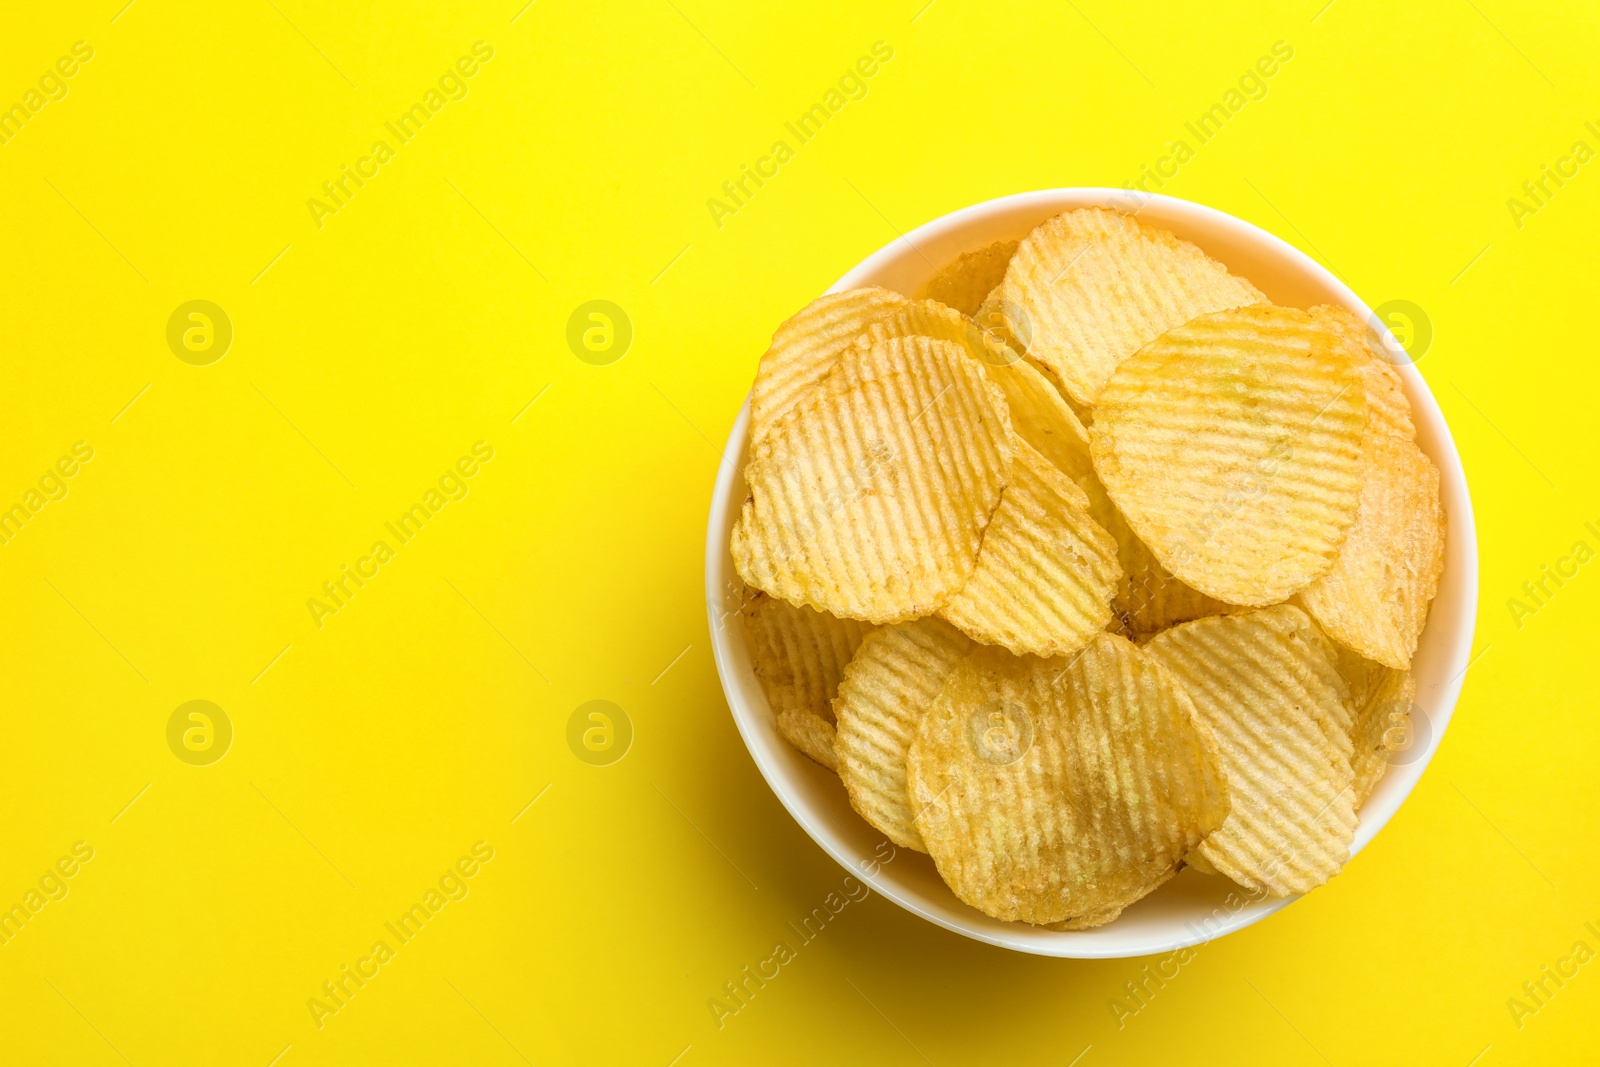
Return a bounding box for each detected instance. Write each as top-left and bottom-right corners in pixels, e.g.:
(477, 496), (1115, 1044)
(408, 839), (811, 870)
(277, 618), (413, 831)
(734, 333), (1015, 624)
(832, 617), (973, 853)
(776, 709), (839, 772)
(739, 590), (872, 724)
(908, 634), (1228, 924)
(1088, 304), (1368, 607)
(999, 207), (1268, 406)
(1145, 606), (1357, 898)
(923, 240), (1020, 317)
(937, 443), (1121, 657)
(1295, 436), (1446, 670)
(1350, 665), (1416, 809)
(749, 287), (911, 443)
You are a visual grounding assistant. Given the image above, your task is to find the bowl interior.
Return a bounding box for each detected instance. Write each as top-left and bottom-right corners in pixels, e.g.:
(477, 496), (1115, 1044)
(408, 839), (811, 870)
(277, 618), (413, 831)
(705, 189), (1478, 958)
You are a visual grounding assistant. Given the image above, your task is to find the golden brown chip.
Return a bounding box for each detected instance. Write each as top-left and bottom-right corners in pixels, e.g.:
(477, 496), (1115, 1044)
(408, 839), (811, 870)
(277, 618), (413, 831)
(732, 335), (1014, 623)
(1146, 606), (1356, 897)
(939, 443), (1121, 657)
(749, 288), (910, 443)
(1087, 486), (1236, 636)
(988, 357), (1097, 485)
(833, 618), (974, 850)
(823, 297), (1087, 481)
(990, 365), (1222, 636)
(1048, 900), (1139, 931)
(1335, 648), (1417, 808)
(973, 288), (1031, 364)
(906, 635), (1228, 925)
(740, 590), (873, 725)
(923, 240), (1019, 316)
(1312, 305), (1415, 439)
(895, 301), (1096, 483)
(1023, 355), (1096, 427)
(776, 710), (839, 771)
(1296, 433), (1445, 670)
(998, 207), (1266, 407)
(1090, 304), (1368, 606)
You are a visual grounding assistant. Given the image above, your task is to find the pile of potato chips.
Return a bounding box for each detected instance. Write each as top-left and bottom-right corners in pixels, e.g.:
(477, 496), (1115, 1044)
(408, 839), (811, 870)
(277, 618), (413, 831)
(733, 207), (1445, 929)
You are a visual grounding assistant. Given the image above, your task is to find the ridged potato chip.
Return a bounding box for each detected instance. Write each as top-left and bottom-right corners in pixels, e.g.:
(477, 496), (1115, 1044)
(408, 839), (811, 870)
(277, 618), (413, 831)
(1296, 432), (1446, 669)
(1091, 304), (1368, 606)
(906, 635), (1228, 925)
(939, 443), (1122, 657)
(733, 335), (1014, 623)
(1146, 606), (1356, 897)
(989, 356), (1097, 485)
(1092, 489), (1236, 636)
(740, 590), (872, 724)
(1022, 354), (1096, 426)
(973, 289), (1031, 367)
(1336, 648), (1417, 808)
(988, 373), (1231, 636)
(923, 240), (1019, 316)
(1312, 305), (1415, 440)
(750, 287), (910, 444)
(834, 618), (973, 850)
(837, 295), (1090, 480)
(777, 710), (840, 771)
(998, 207), (1266, 407)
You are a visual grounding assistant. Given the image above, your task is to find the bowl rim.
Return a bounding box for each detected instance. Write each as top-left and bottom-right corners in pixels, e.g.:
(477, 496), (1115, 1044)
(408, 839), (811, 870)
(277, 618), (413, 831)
(704, 188), (1479, 958)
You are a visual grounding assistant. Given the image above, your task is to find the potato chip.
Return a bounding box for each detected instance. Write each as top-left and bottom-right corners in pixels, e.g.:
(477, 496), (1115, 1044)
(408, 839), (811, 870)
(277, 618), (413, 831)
(998, 207), (1266, 407)
(834, 618), (973, 850)
(1335, 648), (1417, 808)
(1022, 354), (1096, 426)
(812, 297), (1085, 482)
(1146, 606), (1357, 897)
(1312, 305), (1414, 439)
(969, 366), (1232, 635)
(1092, 489), (1236, 636)
(740, 590), (872, 725)
(989, 356), (1098, 485)
(777, 710), (840, 771)
(1296, 432), (1446, 669)
(733, 335), (1014, 623)
(750, 287), (910, 444)
(923, 240), (1019, 316)
(1049, 899), (1147, 931)
(913, 304), (1100, 486)
(972, 288), (1031, 365)
(1295, 619), (1356, 755)
(939, 443), (1121, 657)
(906, 635), (1228, 925)
(748, 292), (1075, 483)
(1091, 304), (1368, 606)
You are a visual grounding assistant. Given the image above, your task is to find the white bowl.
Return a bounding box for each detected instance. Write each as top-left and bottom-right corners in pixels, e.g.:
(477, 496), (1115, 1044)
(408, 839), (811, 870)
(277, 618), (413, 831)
(704, 189), (1478, 958)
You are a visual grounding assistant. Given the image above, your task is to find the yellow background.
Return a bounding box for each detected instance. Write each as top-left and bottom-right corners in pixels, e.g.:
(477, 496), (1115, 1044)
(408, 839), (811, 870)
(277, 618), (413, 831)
(1, 1), (1595, 1063)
